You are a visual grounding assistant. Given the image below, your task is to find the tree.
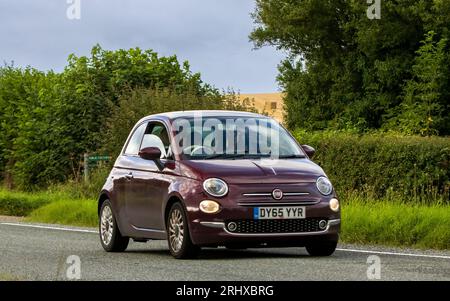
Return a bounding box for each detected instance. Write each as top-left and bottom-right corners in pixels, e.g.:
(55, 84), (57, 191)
(250, 0), (450, 134)
(59, 45), (219, 155)
(0, 67), (60, 188)
(385, 31), (449, 136)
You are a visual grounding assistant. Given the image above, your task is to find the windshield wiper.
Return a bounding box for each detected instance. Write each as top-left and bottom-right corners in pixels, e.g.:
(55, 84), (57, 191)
(277, 154), (306, 159)
(203, 153), (248, 160)
(203, 153), (271, 160)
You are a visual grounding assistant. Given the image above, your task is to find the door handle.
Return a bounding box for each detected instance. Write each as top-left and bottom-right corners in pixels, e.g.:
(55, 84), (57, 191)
(125, 172), (133, 181)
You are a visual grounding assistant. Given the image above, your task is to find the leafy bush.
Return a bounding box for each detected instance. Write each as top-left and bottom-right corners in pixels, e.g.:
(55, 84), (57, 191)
(0, 46), (247, 190)
(0, 190), (52, 216)
(384, 32), (450, 136)
(46, 164), (111, 200)
(294, 130), (450, 203)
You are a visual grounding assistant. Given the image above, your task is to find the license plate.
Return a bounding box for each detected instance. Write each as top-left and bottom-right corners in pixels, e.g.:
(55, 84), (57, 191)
(253, 207), (306, 220)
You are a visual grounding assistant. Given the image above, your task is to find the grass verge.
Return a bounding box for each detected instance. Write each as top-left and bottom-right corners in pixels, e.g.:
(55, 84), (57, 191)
(342, 197), (450, 250)
(0, 189), (54, 216)
(27, 199), (98, 227)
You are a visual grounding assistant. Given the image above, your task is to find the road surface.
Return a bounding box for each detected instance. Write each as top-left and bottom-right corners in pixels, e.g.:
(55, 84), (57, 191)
(0, 220), (449, 281)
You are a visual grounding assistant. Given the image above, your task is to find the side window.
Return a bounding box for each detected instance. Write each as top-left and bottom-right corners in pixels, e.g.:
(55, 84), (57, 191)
(141, 123), (172, 159)
(124, 123), (147, 156)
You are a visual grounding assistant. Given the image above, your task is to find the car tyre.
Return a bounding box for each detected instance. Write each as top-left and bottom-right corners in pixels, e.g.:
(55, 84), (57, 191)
(167, 202), (199, 259)
(99, 200), (129, 252)
(306, 241), (337, 257)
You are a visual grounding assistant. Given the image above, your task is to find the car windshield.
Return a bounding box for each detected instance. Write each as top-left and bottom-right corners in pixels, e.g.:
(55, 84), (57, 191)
(171, 116), (305, 160)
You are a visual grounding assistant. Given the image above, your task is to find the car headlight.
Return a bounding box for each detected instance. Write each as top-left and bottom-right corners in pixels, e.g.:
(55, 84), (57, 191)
(316, 177), (333, 195)
(199, 200), (221, 214)
(203, 178), (228, 197)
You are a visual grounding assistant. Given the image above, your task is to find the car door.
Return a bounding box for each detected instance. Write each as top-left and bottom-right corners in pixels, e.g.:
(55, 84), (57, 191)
(125, 121), (173, 231)
(113, 121), (148, 227)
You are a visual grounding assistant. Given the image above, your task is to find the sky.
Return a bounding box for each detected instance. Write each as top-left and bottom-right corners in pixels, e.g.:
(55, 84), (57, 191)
(0, 0), (285, 93)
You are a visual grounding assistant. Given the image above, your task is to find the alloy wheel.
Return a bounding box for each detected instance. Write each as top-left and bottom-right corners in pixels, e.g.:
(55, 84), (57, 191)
(100, 205), (114, 246)
(168, 208), (184, 252)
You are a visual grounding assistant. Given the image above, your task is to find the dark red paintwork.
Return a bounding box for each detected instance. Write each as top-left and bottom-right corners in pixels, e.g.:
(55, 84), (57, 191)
(98, 111), (340, 247)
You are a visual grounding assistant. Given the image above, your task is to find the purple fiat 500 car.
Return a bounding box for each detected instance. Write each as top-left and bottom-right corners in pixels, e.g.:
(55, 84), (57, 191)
(98, 111), (340, 259)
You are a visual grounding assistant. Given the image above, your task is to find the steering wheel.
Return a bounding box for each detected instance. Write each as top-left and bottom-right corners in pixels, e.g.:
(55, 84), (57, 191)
(183, 145), (214, 156)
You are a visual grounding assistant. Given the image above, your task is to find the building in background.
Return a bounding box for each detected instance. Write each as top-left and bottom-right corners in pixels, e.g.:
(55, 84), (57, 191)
(239, 93), (284, 123)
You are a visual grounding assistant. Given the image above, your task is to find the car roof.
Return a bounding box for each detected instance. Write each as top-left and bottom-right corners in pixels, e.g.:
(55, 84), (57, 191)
(141, 110), (268, 122)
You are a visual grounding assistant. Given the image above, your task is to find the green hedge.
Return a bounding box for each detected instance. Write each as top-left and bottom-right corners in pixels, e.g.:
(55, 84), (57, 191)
(0, 190), (52, 216)
(293, 130), (450, 203)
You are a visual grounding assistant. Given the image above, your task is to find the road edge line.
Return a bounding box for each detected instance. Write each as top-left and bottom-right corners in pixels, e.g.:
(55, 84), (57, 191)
(0, 222), (98, 234)
(336, 248), (450, 260)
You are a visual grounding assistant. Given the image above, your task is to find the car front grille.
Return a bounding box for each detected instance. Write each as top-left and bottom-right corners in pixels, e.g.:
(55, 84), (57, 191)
(226, 218), (327, 234)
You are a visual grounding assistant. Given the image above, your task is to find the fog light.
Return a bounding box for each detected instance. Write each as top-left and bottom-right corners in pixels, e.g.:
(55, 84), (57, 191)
(329, 198), (340, 212)
(227, 222), (237, 232)
(199, 200), (220, 214)
(319, 220), (328, 230)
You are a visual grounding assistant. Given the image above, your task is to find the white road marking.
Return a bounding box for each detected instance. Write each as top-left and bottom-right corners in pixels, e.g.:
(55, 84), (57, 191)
(0, 222), (98, 234)
(1, 222), (449, 259)
(336, 248), (450, 260)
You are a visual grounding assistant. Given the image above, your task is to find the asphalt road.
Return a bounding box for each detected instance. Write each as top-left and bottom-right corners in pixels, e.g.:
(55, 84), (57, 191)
(0, 220), (449, 281)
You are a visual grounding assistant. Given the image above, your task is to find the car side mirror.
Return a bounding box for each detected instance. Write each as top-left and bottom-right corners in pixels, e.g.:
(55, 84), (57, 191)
(139, 147), (162, 161)
(301, 145), (315, 159)
(139, 147), (166, 170)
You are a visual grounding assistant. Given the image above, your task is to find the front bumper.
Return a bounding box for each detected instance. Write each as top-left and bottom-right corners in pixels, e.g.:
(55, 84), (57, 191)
(190, 217), (340, 247)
